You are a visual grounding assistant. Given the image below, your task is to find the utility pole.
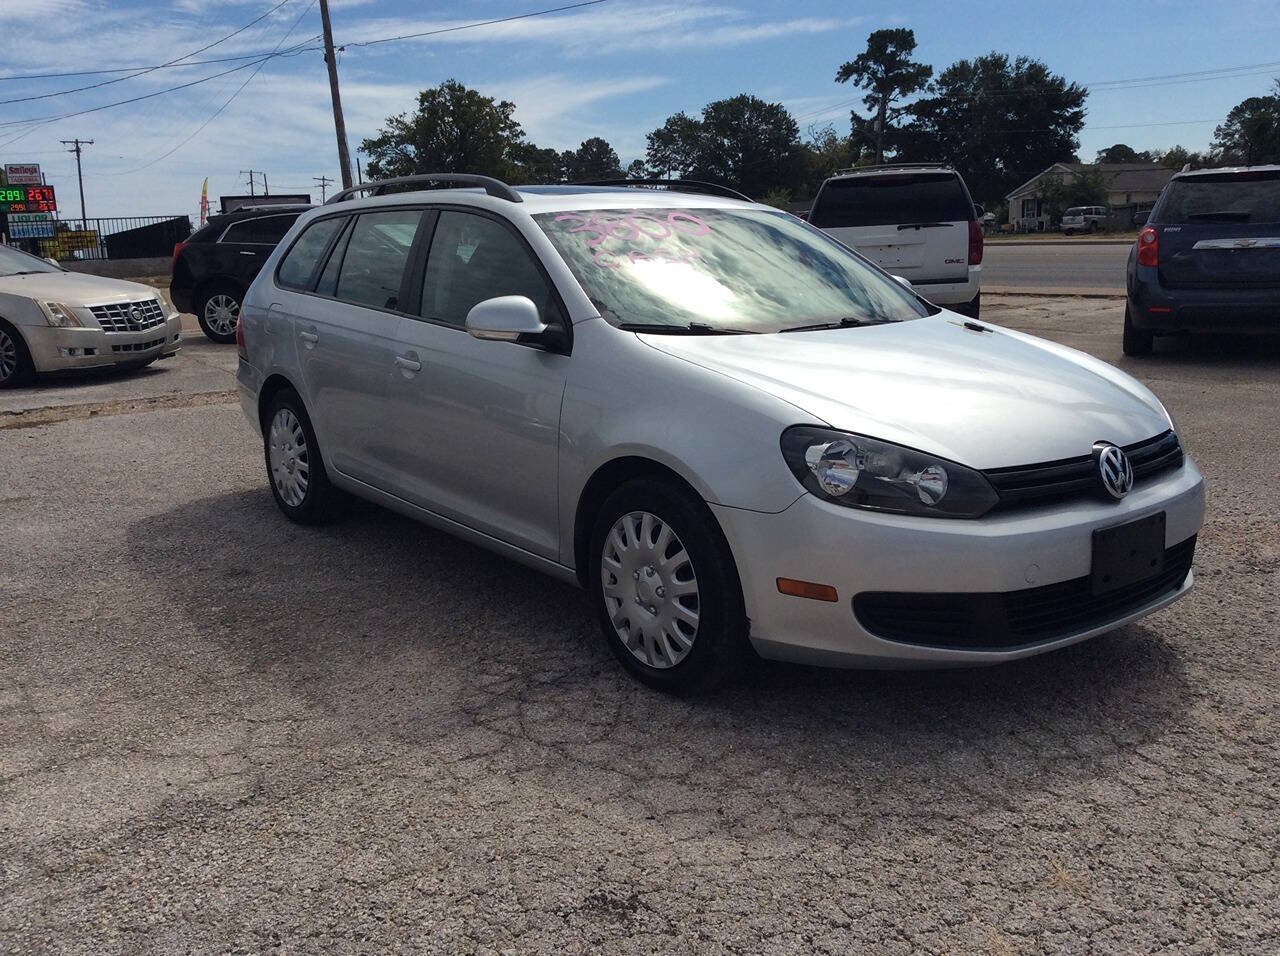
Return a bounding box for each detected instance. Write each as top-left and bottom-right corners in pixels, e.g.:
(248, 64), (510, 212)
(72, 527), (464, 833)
(356, 156), (363, 184)
(240, 169), (258, 197)
(318, 0), (353, 189)
(313, 175), (333, 202)
(60, 138), (93, 224)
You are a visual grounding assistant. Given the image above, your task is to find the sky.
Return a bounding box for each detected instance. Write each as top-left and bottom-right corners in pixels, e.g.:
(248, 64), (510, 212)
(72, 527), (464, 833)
(2, 0), (1279, 219)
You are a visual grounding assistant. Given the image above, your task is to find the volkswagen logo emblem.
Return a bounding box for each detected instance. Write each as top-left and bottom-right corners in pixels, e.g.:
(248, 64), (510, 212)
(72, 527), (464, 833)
(1093, 441), (1134, 500)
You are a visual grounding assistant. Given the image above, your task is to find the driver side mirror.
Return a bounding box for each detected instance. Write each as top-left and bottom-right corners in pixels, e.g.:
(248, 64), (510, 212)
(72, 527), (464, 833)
(44, 257), (60, 267)
(891, 274), (914, 290)
(465, 295), (567, 352)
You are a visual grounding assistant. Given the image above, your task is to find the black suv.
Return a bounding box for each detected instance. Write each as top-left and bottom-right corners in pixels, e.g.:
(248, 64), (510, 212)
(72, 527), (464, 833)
(171, 205), (312, 342)
(1125, 165), (1280, 356)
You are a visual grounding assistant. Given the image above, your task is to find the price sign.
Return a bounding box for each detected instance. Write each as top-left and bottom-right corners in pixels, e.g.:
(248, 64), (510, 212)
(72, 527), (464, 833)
(0, 184), (57, 213)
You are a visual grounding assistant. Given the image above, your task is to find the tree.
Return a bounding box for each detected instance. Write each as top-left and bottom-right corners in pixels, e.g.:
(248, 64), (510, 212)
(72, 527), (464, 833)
(510, 143), (565, 184)
(624, 158), (647, 179)
(360, 79), (528, 181)
(798, 124), (857, 197)
(1153, 145), (1209, 171)
(834, 28), (932, 164)
(562, 137), (623, 181)
(1096, 143), (1154, 164)
(644, 112), (703, 177)
(642, 95), (805, 197)
(903, 53), (1087, 205)
(1212, 86), (1280, 165)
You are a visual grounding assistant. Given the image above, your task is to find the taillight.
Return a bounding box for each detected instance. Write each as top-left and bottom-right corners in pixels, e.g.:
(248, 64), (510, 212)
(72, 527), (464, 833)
(235, 317), (246, 359)
(171, 241), (186, 271)
(1137, 227), (1159, 267)
(968, 220), (983, 265)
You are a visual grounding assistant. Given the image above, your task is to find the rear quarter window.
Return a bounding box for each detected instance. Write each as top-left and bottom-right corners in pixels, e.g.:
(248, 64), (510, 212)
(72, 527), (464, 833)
(1154, 172), (1280, 224)
(810, 172), (973, 228)
(276, 216), (346, 290)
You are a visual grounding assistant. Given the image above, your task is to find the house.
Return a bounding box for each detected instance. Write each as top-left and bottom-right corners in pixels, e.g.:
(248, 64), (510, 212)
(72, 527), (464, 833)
(1005, 163), (1174, 231)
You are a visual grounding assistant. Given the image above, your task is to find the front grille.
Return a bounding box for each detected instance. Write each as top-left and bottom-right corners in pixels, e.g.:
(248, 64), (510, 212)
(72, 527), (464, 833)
(90, 298), (166, 333)
(984, 430), (1183, 512)
(111, 336), (166, 353)
(853, 536), (1196, 650)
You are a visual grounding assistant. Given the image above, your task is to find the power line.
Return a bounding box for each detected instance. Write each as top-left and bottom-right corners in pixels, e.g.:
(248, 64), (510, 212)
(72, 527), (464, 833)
(0, 48), (323, 82)
(0, 0), (297, 105)
(0, 40), (317, 131)
(102, 0), (318, 176)
(341, 0), (607, 48)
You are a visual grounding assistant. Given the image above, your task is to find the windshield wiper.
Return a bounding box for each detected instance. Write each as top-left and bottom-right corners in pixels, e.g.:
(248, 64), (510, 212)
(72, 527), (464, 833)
(779, 316), (896, 333)
(619, 322), (755, 335)
(1187, 211), (1251, 222)
(897, 221), (953, 230)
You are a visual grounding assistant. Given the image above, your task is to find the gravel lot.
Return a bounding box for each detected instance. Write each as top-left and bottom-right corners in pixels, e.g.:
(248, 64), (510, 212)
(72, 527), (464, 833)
(2, 298), (1278, 953)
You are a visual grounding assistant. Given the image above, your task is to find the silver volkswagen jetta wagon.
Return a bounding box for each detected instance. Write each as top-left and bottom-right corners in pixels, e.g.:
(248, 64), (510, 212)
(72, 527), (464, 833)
(236, 174), (1205, 692)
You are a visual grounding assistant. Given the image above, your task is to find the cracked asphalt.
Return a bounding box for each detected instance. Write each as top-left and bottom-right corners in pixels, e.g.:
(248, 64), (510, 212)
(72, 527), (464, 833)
(1, 298), (1278, 953)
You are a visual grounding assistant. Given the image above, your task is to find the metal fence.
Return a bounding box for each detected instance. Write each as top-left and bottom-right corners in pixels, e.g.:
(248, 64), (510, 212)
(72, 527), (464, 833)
(19, 215), (194, 261)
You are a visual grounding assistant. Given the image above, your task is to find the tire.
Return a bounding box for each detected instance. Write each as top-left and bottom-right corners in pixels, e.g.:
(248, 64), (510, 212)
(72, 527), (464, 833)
(588, 477), (748, 694)
(954, 292), (981, 320)
(196, 283), (243, 344)
(1089, 221), (1099, 234)
(1123, 305), (1154, 357)
(0, 322), (34, 389)
(262, 388), (342, 524)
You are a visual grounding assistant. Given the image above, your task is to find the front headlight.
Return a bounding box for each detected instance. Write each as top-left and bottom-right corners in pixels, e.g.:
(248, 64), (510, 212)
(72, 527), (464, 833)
(780, 426), (999, 518)
(38, 301), (82, 328)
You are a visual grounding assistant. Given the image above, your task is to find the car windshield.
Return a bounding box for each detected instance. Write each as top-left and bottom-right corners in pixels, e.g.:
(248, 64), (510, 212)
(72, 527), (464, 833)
(1155, 171), (1280, 224)
(1064, 207), (1087, 216)
(0, 244), (60, 277)
(534, 207), (933, 333)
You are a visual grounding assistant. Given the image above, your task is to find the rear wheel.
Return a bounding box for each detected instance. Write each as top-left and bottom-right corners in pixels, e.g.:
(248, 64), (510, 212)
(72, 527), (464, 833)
(196, 284), (243, 344)
(0, 323), (34, 388)
(589, 477), (747, 694)
(262, 388), (341, 524)
(1123, 305), (1154, 357)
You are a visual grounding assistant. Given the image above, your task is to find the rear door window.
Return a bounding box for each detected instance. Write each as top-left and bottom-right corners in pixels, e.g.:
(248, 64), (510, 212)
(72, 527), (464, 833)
(1155, 171), (1280, 224)
(276, 216), (345, 290)
(221, 214), (299, 245)
(333, 209), (424, 311)
(811, 172), (973, 228)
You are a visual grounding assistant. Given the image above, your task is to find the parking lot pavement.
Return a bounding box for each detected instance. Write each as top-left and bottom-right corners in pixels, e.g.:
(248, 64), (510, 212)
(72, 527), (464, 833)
(2, 298), (1277, 953)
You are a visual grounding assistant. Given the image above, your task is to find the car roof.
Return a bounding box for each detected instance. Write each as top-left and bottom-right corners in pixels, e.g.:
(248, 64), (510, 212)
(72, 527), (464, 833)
(210, 205), (313, 223)
(1171, 164), (1280, 180)
(319, 185), (762, 216)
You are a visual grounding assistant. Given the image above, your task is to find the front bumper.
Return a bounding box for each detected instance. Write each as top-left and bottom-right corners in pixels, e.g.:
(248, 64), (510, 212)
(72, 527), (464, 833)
(1128, 266), (1280, 333)
(712, 456), (1205, 667)
(25, 315), (183, 372)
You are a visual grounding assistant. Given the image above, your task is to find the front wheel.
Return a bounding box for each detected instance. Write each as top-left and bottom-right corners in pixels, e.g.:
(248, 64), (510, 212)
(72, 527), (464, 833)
(197, 285), (243, 344)
(589, 478), (748, 693)
(1123, 305), (1154, 357)
(0, 323), (34, 388)
(263, 389), (342, 524)
(954, 291), (981, 319)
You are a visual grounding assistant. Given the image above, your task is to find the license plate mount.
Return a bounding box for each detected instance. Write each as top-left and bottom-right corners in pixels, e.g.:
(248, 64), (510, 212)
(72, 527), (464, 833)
(1091, 512), (1166, 595)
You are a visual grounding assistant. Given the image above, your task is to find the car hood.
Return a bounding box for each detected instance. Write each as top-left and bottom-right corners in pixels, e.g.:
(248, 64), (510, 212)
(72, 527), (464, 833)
(637, 314), (1172, 470)
(0, 271), (161, 305)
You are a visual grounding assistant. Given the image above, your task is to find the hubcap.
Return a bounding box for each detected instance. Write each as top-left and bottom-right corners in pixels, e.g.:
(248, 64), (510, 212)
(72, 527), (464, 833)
(204, 294), (240, 336)
(601, 511), (700, 669)
(268, 408), (310, 508)
(0, 330), (15, 382)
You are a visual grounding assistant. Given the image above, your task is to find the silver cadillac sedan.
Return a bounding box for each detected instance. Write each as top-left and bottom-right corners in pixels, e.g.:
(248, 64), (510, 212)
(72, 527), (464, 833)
(236, 176), (1205, 692)
(0, 245), (182, 387)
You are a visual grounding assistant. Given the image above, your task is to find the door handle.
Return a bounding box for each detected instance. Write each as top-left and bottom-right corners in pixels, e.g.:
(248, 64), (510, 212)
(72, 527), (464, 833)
(299, 329), (319, 345)
(394, 355), (422, 372)
(238, 250), (259, 256)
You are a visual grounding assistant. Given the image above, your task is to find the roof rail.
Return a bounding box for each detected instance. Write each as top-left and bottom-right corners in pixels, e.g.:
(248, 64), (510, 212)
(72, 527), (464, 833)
(573, 178), (752, 202)
(227, 203), (314, 213)
(325, 173), (522, 205)
(832, 163), (953, 175)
